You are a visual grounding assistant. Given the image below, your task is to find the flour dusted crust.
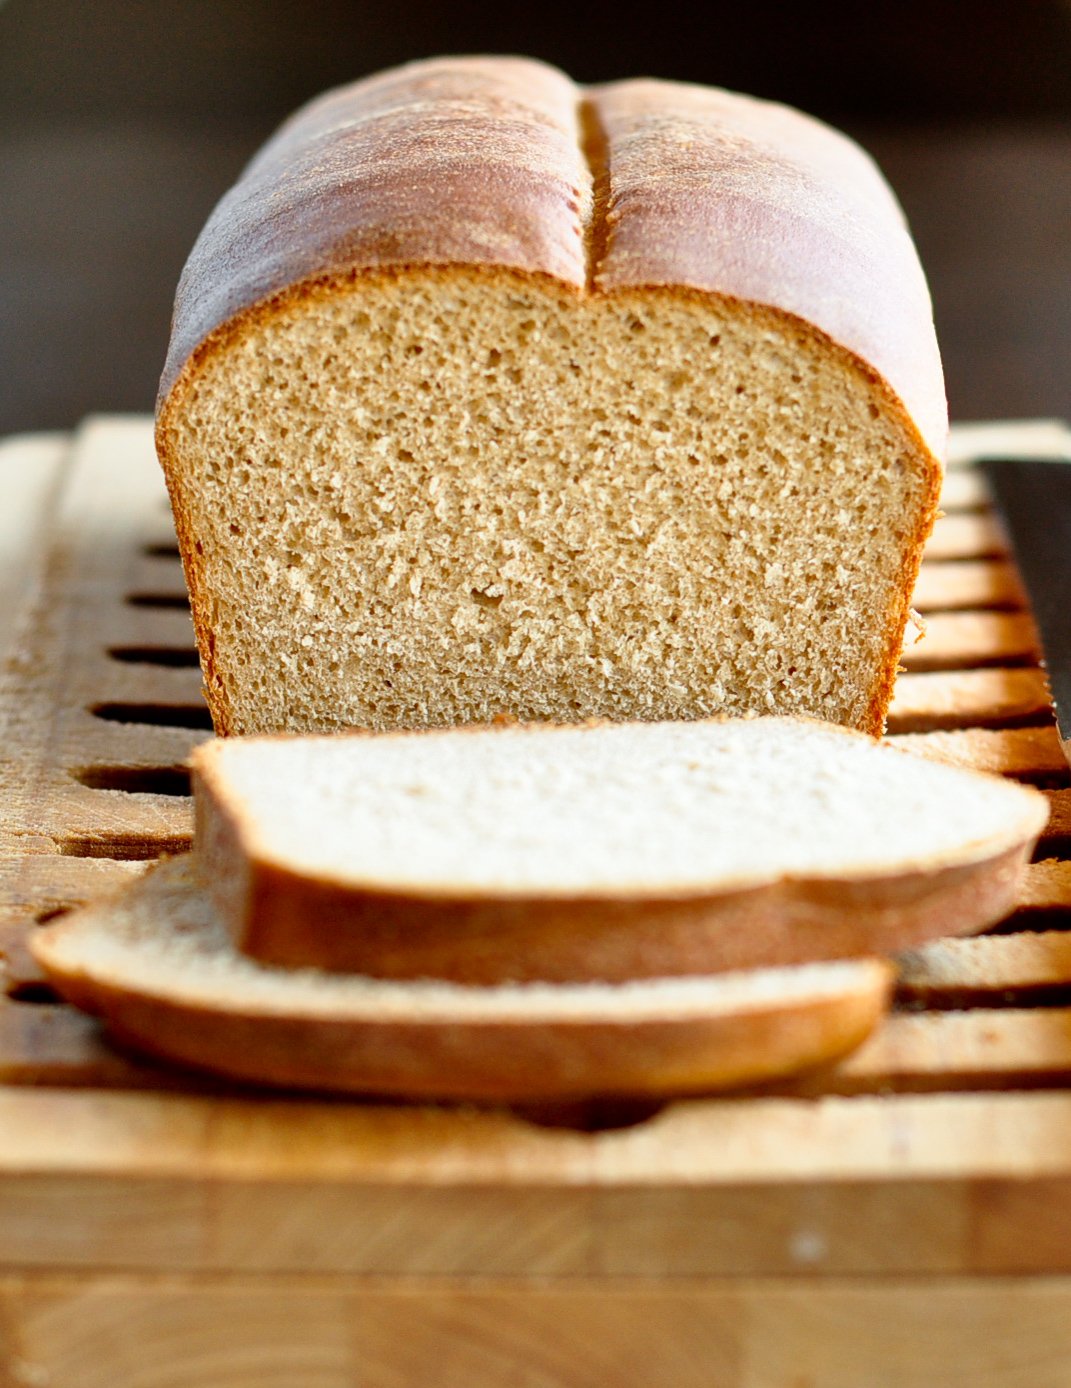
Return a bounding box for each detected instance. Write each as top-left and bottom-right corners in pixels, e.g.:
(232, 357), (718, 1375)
(158, 58), (590, 399)
(158, 58), (944, 445)
(156, 57), (946, 738)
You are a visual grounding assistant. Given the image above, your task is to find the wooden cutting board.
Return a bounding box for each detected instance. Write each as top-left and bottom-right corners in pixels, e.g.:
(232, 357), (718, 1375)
(2, 416), (1071, 1388)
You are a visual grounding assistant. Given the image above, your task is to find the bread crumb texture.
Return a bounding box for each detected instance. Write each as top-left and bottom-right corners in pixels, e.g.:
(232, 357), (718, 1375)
(204, 718), (1046, 894)
(163, 270), (932, 734)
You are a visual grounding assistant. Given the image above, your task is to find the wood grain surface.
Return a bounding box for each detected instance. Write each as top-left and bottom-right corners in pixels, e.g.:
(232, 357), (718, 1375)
(5, 1271), (1071, 1388)
(2, 416), (1071, 1387)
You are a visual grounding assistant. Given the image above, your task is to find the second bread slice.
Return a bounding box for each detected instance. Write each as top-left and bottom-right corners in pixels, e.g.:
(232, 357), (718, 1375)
(30, 857), (892, 1101)
(192, 717), (1049, 982)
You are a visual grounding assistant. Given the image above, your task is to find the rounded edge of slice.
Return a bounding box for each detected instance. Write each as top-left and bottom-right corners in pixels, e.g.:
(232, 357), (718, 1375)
(30, 857), (893, 1101)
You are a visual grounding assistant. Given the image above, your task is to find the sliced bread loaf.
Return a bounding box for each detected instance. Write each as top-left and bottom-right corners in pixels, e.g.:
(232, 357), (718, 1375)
(192, 717), (1049, 982)
(156, 56), (945, 737)
(30, 857), (893, 1100)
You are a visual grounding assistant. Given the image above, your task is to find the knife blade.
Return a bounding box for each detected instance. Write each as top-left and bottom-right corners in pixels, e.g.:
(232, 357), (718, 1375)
(979, 457), (1071, 767)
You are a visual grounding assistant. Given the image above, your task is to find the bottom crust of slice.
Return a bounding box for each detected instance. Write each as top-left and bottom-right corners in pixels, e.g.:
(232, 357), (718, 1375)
(220, 839), (1035, 985)
(30, 857), (893, 1102)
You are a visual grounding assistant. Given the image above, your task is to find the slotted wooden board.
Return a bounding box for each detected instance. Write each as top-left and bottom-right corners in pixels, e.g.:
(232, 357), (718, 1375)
(3, 416), (1071, 1387)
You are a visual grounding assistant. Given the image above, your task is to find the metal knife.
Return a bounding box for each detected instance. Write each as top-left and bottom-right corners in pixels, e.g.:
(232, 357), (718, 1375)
(979, 457), (1071, 766)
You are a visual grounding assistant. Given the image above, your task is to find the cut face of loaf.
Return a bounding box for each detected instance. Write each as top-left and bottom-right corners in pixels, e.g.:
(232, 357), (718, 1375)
(191, 718), (1049, 983)
(156, 57), (946, 736)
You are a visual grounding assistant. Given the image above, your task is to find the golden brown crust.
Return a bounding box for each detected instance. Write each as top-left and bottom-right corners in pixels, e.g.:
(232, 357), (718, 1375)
(866, 454), (945, 735)
(30, 860), (894, 1100)
(161, 449), (233, 732)
(211, 827), (1037, 984)
(78, 972), (890, 1100)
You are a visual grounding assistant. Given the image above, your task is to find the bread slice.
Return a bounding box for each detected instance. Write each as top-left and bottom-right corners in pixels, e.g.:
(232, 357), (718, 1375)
(30, 857), (892, 1100)
(156, 57), (945, 738)
(192, 717), (1049, 982)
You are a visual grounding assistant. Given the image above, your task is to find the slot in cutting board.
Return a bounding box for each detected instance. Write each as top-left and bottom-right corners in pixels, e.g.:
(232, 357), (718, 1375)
(3, 416), (1071, 1387)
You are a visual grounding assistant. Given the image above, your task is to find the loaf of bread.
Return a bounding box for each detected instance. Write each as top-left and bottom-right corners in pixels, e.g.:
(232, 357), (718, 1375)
(191, 718), (1046, 980)
(30, 856), (893, 1100)
(156, 56), (946, 737)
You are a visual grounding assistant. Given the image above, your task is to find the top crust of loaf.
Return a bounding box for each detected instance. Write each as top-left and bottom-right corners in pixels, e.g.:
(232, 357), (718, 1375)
(157, 55), (946, 461)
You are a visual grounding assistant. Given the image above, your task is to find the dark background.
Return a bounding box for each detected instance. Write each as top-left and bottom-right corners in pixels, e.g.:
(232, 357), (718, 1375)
(3, 0), (1071, 434)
